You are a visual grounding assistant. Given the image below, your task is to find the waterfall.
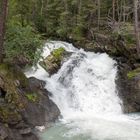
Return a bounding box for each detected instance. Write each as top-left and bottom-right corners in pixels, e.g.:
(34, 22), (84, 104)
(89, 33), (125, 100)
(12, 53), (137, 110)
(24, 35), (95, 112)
(25, 41), (140, 140)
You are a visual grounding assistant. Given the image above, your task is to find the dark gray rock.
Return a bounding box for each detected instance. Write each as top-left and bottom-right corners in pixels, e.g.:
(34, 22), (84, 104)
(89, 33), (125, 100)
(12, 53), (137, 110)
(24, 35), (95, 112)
(116, 61), (140, 113)
(0, 123), (8, 140)
(24, 77), (60, 126)
(19, 77), (60, 127)
(19, 128), (32, 135)
(22, 133), (38, 140)
(0, 123), (35, 140)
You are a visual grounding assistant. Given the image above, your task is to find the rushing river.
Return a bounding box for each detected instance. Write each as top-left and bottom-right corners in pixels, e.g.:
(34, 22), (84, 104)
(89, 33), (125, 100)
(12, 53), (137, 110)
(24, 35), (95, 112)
(25, 41), (140, 140)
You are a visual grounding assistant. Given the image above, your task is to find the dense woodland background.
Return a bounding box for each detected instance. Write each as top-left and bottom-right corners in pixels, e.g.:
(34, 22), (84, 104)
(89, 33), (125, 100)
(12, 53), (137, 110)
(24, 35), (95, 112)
(0, 0), (140, 65)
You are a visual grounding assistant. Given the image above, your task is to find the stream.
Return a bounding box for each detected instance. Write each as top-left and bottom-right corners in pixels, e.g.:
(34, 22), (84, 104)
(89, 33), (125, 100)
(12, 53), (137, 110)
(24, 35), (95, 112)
(25, 41), (140, 140)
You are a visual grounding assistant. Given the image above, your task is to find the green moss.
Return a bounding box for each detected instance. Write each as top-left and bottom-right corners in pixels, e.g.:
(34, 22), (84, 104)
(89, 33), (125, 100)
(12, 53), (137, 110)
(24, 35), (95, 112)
(127, 68), (140, 79)
(52, 47), (65, 60)
(0, 105), (21, 123)
(25, 93), (38, 102)
(0, 63), (9, 75)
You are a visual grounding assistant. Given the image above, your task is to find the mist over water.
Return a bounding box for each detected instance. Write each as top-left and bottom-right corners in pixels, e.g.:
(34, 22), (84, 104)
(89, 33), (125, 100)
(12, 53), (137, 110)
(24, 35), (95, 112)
(25, 41), (140, 140)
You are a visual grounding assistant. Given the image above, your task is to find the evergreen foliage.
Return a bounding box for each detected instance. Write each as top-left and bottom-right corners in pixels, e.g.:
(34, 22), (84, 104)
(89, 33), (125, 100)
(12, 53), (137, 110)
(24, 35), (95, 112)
(5, 20), (42, 64)
(4, 0), (137, 65)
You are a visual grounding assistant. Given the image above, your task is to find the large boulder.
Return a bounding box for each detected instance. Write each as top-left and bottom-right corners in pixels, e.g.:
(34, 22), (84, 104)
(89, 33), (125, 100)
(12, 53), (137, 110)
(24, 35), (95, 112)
(22, 77), (60, 126)
(117, 61), (140, 113)
(39, 47), (71, 75)
(13, 55), (31, 68)
(0, 63), (60, 140)
(0, 123), (38, 140)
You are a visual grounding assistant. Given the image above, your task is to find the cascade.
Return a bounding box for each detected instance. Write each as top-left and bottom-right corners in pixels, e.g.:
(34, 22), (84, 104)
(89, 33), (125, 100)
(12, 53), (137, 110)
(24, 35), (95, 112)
(25, 41), (140, 140)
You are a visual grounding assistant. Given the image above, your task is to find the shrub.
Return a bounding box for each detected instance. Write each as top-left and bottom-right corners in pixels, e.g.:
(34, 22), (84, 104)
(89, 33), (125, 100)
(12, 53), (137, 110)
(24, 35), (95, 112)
(5, 19), (43, 65)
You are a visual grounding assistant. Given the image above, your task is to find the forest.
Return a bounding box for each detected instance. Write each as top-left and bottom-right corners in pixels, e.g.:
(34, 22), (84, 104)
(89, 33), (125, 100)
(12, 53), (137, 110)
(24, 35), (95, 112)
(0, 0), (139, 65)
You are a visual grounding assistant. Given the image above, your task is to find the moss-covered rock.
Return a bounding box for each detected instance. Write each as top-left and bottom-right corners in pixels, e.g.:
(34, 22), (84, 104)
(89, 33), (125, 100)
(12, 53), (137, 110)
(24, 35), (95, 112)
(25, 93), (38, 102)
(127, 68), (140, 79)
(116, 61), (140, 113)
(0, 63), (60, 140)
(40, 47), (71, 75)
(52, 47), (65, 60)
(0, 105), (22, 124)
(0, 63), (28, 110)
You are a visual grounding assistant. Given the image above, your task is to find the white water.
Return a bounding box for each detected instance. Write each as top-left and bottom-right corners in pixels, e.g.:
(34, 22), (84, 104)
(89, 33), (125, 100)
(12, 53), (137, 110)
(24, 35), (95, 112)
(25, 41), (140, 140)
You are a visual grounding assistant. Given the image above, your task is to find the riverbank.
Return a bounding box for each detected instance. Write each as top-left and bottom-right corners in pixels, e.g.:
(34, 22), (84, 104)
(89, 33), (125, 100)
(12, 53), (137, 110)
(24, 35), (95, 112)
(0, 63), (60, 140)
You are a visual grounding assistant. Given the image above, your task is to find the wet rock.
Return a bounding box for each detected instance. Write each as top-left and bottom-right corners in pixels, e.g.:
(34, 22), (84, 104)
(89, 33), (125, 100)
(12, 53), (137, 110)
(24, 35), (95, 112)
(123, 75), (140, 112)
(2, 128), (38, 140)
(29, 77), (46, 90)
(26, 77), (60, 125)
(117, 62), (140, 113)
(21, 133), (38, 140)
(39, 47), (71, 75)
(19, 77), (60, 126)
(19, 128), (32, 135)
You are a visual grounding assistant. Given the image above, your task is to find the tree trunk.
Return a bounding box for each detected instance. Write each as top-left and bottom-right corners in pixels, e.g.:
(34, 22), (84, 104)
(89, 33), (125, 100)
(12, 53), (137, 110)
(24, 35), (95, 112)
(0, 0), (8, 63)
(112, 0), (115, 21)
(97, 0), (100, 30)
(123, 0), (126, 22)
(134, 0), (140, 57)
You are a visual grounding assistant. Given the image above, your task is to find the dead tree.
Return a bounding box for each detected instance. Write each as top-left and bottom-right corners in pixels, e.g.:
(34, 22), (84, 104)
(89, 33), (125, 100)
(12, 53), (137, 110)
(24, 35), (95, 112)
(134, 0), (140, 57)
